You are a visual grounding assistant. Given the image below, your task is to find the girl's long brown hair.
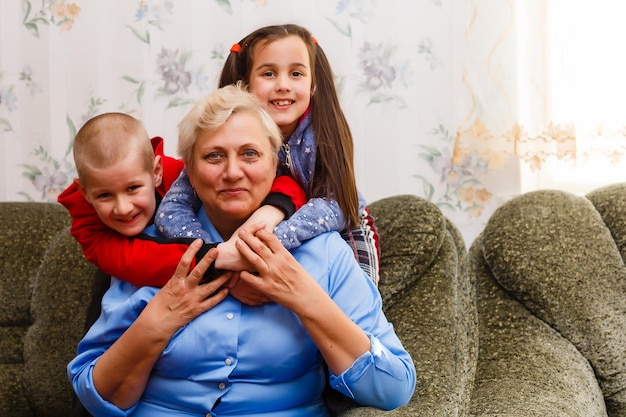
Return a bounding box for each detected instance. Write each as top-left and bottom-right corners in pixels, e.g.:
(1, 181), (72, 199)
(219, 24), (359, 229)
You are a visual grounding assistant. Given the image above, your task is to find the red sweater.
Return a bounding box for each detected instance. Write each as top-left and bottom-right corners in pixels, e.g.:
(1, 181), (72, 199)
(58, 136), (306, 287)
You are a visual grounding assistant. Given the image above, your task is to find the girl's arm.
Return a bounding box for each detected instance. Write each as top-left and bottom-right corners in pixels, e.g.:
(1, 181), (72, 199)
(272, 193), (380, 285)
(272, 197), (345, 249)
(273, 190), (371, 249)
(155, 169), (306, 269)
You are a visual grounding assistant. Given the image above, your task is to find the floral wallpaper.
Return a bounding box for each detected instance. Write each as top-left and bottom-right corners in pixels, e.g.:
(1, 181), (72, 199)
(5, 0), (594, 246)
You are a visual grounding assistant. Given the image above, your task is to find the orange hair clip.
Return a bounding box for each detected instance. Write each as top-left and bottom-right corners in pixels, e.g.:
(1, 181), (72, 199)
(230, 43), (241, 53)
(311, 35), (318, 45)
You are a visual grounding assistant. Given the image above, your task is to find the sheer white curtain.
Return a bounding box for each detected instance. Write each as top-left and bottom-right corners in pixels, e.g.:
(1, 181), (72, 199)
(534, 0), (626, 193)
(455, 0), (626, 201)
(446, 0), (626, 242)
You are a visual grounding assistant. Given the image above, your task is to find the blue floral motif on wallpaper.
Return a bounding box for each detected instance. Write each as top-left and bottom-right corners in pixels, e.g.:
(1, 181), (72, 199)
(0, 76), (17, 132)
(330, 0), (410, 108)
(211, 0), (270, 15)
(123, 2), (210, 109)
(418, 38), (444, 71)
(122, 47), (205, 110)
(127, 0), (174, 44)
(20, 146), (71, 202)
(357, 41), (409, 107)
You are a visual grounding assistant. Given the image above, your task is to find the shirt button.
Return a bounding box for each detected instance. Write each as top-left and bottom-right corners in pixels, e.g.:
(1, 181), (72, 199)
(225, 358), (232, 365)
(219, 382), (226, 390)
(226, 313), (234, 320)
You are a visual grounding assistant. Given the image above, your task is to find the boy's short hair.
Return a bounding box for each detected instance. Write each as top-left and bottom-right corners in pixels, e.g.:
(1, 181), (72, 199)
(177, 82), (282, 167)
(73, 112), (154, 187)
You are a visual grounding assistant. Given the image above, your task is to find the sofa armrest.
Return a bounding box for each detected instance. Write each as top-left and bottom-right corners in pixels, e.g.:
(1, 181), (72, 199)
(469, 237), (606, 416)
(471, 188), (626, 415)
(0, 202), (95, 417)
(587, 182), (626, 263)
(335, 195), (477, 416)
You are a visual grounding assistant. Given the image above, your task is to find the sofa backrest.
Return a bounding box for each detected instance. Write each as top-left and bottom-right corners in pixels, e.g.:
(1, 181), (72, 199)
(0, 197), (476, 417)
(0, 202), (95, 417)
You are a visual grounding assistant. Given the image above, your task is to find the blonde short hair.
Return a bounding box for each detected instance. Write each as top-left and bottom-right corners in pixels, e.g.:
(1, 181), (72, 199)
(177, 82), (282, 166)
(73, 112), (153, 187)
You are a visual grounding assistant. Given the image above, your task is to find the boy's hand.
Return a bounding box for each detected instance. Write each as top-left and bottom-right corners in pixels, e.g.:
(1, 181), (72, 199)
(228, 272), (272, 306)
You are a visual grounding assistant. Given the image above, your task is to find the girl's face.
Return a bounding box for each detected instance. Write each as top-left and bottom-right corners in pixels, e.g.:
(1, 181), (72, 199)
(248, 35), (313, 140)
(187, 110), (277, 239)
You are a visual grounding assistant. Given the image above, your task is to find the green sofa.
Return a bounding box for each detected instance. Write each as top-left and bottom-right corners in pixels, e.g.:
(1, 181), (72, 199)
(0, 194), (475, 417)
(6, 183), (625, 417)
(469, 183), (626, 416)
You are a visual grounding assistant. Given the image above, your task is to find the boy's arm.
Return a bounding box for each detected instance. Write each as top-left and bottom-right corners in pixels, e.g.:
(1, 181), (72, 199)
(57, 183), (217, 287)
(57, 171), (306, 285)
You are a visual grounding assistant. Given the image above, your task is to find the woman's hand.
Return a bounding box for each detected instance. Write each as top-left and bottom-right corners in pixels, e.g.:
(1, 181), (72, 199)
(146, 239), (233, 334)
(233, 227), (319, 312)
(93, 239), (232, 409)
(234, 228), (371, 375)
(217, 223), (273, 307)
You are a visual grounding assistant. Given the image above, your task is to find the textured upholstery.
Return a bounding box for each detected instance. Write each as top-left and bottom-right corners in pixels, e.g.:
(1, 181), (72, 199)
(0, 202), (95, 417)
(340, 195), (477, 416)
(469, 183), (626, 417)
(0, 195), (474, 416)
(7, 182), (624, 417)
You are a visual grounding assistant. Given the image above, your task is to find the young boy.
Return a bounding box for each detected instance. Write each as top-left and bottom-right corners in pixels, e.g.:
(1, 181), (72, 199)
(58, 112), (305, 287)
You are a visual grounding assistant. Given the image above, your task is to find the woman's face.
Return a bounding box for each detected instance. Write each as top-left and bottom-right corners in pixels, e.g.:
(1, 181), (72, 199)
(187, 110), (277, 238)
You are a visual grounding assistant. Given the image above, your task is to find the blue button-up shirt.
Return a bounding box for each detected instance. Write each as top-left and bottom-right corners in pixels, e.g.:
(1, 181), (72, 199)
(68, 208), (415, 416)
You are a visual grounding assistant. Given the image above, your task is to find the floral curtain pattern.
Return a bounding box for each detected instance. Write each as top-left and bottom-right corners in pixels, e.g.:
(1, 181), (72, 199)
(1, 0), (624, 245)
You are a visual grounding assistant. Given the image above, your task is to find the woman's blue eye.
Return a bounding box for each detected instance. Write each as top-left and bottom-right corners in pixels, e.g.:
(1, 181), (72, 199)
(243, 149), (260, 159)
(206, 152), (222, 161)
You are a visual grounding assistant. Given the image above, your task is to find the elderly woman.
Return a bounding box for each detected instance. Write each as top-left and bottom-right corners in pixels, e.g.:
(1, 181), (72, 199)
(68, 83), (416, 417)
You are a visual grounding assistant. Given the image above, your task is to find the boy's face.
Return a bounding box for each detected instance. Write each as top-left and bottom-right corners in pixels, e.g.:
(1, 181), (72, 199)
(77, 154), (163, 237)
